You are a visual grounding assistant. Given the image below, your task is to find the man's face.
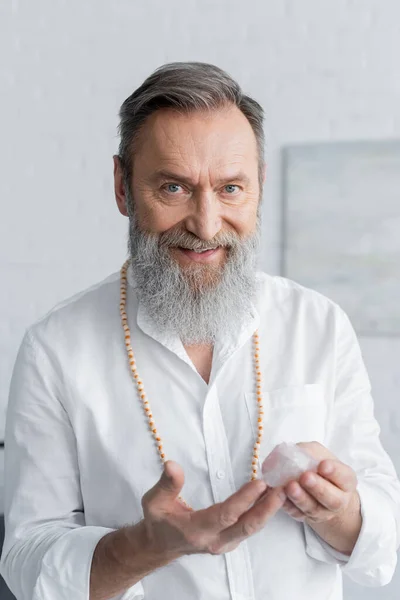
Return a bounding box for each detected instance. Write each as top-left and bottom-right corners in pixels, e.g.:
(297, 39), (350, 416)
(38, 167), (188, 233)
(113, 104), (265, 344)
(115, 105), (263, 276)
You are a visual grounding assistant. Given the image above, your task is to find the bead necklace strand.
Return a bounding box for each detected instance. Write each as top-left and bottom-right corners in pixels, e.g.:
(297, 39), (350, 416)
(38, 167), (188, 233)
(120, 258), (264, 510)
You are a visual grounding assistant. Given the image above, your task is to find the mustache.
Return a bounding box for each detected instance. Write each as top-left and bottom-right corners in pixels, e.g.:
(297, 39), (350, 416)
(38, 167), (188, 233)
(158, 227), (242, 252)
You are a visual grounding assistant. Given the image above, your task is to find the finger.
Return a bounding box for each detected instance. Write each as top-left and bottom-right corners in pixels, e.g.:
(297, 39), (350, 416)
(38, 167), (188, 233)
(285, 481), (322, 517)
(254, 485), (271, 505)
(317, 459), (358, 493)
(282, 498), (305, 522)
(297, 472), (347, 512)
(198, 479), (267, 532)
(142, 460), (185, 511)
(216, 486), (286, 549)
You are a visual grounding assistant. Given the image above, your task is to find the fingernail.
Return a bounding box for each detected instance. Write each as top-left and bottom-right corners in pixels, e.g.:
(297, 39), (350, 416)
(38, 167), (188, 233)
(322, 462), (334, 475)
(306, 475), (316, 487)
(163, 468), (172, 479)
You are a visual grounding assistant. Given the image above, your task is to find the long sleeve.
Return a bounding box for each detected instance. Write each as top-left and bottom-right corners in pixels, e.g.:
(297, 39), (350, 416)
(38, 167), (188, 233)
(304, 305), (400, 586)
(0, 329), (144, 600)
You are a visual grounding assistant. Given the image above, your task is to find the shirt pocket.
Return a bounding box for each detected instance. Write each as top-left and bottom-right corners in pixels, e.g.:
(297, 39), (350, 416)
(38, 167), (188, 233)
(244, 383), (327, 467)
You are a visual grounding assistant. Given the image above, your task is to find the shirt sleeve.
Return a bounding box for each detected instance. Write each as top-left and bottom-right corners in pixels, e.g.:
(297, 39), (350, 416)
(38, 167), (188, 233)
(0, 329), (144, 600)
(303, 305), (400, 586)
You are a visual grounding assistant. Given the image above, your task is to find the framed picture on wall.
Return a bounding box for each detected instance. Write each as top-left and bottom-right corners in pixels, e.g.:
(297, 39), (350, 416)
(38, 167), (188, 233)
(281, 140), (400, 336)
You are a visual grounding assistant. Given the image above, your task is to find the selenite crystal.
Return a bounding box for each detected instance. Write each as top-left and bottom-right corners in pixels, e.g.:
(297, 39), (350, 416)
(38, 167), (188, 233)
(261, 442), (320, 487)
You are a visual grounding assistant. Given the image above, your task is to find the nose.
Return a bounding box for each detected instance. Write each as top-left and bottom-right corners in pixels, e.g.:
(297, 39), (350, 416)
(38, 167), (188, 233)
(184, 191), (222, 241)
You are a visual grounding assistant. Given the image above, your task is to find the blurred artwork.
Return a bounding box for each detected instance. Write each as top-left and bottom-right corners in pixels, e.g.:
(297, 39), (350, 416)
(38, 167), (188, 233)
(281, 140), (400, 335)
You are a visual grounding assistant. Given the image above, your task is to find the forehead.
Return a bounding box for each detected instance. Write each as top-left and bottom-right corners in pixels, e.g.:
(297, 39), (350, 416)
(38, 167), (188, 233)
(133, 105), (259, 173)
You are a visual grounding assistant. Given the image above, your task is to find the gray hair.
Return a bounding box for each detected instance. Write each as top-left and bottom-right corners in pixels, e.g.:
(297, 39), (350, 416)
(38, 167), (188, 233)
(117, 62), (265, 188)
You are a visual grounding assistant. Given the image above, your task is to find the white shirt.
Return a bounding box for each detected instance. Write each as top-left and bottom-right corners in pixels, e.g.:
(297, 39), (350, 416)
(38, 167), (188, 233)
(1, 263), (400, 600)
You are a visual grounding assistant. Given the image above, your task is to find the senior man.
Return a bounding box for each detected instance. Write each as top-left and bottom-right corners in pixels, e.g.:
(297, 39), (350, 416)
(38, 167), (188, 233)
(1, 62), (400, 600)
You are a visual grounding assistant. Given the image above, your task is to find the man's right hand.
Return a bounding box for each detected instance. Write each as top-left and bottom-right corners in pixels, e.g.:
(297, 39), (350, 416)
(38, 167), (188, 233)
(140, 460), (286, 558)
(90, 462), (286, 600)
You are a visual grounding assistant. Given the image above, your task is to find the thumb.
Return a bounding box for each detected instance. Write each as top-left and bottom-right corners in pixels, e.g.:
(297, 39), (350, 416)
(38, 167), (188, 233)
(159, 461), (185, 495)
(144, 461), (185, 510)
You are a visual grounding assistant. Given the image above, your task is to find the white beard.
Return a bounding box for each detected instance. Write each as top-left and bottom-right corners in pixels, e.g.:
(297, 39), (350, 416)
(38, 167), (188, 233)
(126, 194), (260, 345)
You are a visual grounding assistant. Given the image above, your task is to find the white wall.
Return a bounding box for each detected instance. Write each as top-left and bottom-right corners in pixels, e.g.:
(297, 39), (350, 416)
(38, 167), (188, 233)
(1, 1), (399, 598)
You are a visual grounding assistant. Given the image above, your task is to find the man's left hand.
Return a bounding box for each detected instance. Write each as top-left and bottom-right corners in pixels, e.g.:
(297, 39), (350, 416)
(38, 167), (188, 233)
(281, 441), (360, 525)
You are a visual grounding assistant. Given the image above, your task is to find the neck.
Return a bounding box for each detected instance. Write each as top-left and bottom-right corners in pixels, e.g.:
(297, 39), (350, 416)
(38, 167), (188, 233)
(183, 342), (214, 384)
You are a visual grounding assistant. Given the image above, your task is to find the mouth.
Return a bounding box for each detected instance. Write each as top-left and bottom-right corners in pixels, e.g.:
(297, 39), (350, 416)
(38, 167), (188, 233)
(175, 246), (224, 263)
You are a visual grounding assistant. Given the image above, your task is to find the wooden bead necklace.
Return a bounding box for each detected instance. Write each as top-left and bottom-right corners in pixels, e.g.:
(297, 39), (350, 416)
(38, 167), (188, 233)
(120, 258), (264, 510)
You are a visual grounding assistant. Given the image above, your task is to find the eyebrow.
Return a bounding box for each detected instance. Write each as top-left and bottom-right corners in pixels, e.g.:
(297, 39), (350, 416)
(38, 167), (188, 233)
(149, 169), (251, 186)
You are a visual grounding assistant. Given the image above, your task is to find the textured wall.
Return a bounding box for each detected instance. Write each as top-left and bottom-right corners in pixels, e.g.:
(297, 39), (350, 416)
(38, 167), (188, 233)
(1, 1), (399, 598)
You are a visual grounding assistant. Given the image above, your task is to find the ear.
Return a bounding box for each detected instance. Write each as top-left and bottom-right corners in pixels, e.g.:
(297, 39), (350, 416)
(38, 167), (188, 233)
(113, 155), (129, 217)
(262, 162), (267, 184)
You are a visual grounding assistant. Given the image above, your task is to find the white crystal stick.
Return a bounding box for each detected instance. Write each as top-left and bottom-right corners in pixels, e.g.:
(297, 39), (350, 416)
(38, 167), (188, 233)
(261, 442), (320, 487)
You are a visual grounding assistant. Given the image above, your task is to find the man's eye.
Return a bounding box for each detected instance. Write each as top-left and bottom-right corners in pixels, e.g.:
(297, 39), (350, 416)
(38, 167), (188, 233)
(224, 184), (240, 194)
(164, 183), (183, 194)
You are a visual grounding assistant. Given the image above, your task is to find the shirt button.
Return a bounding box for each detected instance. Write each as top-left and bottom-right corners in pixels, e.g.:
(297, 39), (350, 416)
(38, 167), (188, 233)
(217, 470), (225, 479)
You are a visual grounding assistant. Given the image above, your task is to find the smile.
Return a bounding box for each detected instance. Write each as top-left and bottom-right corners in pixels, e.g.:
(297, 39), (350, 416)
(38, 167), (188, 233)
(176, 247), (223, 263)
